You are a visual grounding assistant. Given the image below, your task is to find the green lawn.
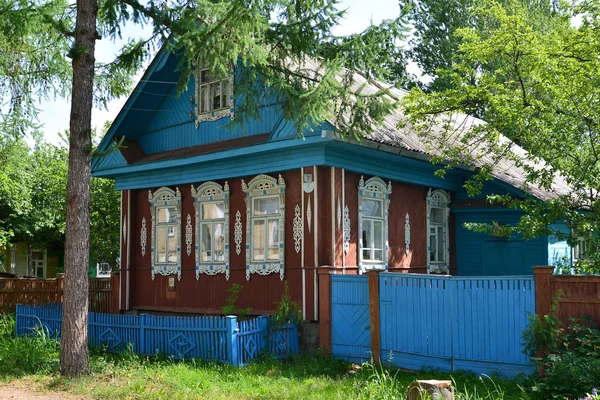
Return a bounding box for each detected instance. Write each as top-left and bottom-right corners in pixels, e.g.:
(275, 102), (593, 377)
(0, 314), (530, 399)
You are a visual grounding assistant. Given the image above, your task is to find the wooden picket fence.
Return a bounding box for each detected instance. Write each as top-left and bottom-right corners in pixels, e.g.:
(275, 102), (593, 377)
(16, 303), (299, 366)
(0, 275), (117, 314)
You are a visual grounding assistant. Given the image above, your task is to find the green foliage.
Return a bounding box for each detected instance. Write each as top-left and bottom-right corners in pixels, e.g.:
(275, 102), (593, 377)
(522, 296), (563, 358)
(527, 318), (600, 399)
(0, 0), (71, 137)
(403, 0), (600, 263)
(272, 281), (302, 327)
(0, 314), (60, 377)
(89, 177), (120, 267)
(221, 283), (252, 318)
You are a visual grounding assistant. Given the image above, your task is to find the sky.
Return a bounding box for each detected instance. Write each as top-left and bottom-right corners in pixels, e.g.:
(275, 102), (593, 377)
(37, 0), (402, 145)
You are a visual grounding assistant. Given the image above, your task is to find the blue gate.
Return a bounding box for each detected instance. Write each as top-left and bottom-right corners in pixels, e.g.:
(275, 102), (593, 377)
(379, 273), (535, 377)
(331, 275), (371, 363)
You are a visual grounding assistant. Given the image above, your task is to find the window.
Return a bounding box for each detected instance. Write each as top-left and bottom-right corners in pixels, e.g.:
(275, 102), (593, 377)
(242, 174), (286, 281)
(426, 189), (450, 274)
(194, 67), (233, 127)
(572, 236), (589, 263)
(10, 245), (16, 274)
(358, 176), (391, 274)
(97, 262), (111, 278)
(192, 181), (230, 280)
(148, 187), (182, 280)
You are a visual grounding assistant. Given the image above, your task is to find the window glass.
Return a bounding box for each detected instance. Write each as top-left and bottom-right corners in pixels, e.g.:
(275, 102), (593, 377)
(214, 223), (225, 261)
(363, 199), (382, 217)
(201, 223), (211, 262)
(373, 221), (383, 249)
(157, 226), (167, 263)
(158, 207), (178, 223)
(253, 220), (266, 261)
(168, 227), (178, 262)
(437, 226), (445, 261)
(210, 82), (221, 109)
(430, 207), (443, 223)
(254, 198), (279, 215)
(202, 203), (224, 219)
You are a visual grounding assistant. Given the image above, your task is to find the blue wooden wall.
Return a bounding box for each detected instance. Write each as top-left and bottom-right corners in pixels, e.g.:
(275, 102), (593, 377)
(547, 222), (571, 267)
(454, 210), (548, 276)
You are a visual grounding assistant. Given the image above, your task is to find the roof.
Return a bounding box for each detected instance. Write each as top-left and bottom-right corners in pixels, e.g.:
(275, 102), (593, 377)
(313, 60), (574, 202)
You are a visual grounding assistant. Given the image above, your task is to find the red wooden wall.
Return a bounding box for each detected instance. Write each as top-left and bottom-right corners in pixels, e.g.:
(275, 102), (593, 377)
(118, 166), (457, 319)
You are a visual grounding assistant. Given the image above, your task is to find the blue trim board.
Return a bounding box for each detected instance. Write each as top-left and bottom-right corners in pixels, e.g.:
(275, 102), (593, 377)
(96, 137), (469, 191)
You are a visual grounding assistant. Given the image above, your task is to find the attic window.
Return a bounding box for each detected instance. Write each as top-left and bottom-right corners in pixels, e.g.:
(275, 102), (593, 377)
(195, 68), (233, 127)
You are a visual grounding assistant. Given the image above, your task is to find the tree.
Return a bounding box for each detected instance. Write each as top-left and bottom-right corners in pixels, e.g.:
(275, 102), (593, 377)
(0, 0), (71, 137)
(402, 0), (600, 270)
(403, 0), (559, 92)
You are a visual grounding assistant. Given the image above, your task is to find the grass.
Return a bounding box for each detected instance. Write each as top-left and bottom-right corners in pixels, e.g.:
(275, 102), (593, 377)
(0, 313), (531, 399)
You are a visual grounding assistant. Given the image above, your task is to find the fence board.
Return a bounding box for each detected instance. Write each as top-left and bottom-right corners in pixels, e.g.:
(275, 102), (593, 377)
(16, 304), (298, 366)
(331, 275), (371, 363)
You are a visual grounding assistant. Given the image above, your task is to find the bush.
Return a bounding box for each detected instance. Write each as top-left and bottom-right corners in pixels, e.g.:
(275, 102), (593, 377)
(525, 315), (600, 399)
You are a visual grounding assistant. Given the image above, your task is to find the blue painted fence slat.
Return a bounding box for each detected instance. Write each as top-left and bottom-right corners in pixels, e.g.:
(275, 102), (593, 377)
(15, 304), (298, 367)
(331, 274), (536, 377)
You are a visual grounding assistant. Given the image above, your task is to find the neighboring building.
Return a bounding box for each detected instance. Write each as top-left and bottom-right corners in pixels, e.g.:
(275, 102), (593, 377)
(0, 243), (63, 278)
(91, 48), (572, 317)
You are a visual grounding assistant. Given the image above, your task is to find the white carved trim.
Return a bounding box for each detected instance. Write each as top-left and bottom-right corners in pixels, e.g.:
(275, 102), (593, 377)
(123, 215), (127, 245)
(307, 195), (312, 233)
(140, 217), (147, 257)
(185, 214), (193, 257)
(405, 213), (410, 255)
(191, 181), (230, 280)
(343, 205), (350, 255)
(148, 187), (182, 281)
(337, 197), (341, 231)
(293, 204), (302, 254)
(426, 188), (451, 275)
(242, 174), (286, 281)
(234, 210), (242, 256)
(358, 176), (392, 275)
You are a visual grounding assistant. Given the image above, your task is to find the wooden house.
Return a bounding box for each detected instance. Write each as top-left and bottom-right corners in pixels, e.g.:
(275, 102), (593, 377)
(92, 49), (571, 318)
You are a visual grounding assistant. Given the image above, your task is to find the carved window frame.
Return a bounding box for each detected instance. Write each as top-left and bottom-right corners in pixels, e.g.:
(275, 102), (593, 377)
(241, 174), (286, 281)
(358, 176), (392, 275)
(426, 189), (451, 274)
(148, 187), (182, 281)
(194, 67), (234, 127)
(191, 181), (230, 280)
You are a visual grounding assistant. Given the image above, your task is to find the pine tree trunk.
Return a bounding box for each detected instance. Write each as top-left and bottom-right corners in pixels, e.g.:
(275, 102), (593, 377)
(60, 0), (98, 377)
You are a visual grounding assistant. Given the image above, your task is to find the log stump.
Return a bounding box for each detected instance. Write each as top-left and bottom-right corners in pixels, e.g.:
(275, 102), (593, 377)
(407, 380), (454, 400)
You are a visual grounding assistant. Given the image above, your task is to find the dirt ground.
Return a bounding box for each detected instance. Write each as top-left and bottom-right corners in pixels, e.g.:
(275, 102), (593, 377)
(0, 385), (86, 400)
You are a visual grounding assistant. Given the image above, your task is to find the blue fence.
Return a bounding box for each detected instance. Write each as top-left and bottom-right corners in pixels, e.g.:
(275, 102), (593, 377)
(331, 273), (536, 377)
(16, 304), (298, 366)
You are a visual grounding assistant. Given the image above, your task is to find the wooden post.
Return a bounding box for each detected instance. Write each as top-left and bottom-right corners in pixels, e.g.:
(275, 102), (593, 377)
(318, 266), (335, 350)
(56, 273), (64, 304)
(368, 270), (381, 365)
(226, 316), (239, 366)
(533, 266), (554, 317)
(110, 272), (120, 314)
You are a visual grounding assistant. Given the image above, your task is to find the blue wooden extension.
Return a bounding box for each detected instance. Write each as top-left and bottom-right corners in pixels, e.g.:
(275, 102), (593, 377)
(379, 273), (535, 377)
(15, 304), (298, 366)
(330, 275), (371, 363)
